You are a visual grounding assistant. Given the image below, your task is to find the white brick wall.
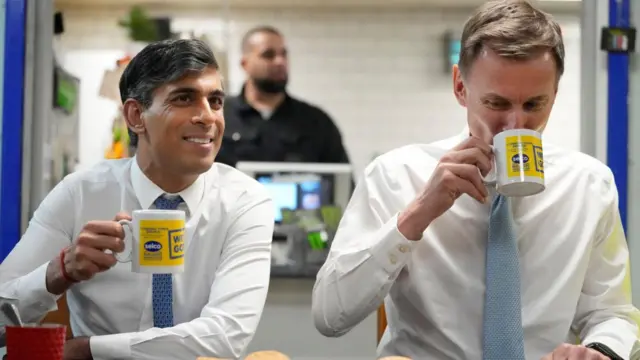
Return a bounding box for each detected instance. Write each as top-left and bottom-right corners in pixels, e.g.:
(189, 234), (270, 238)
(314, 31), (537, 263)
(57, 6), (581, 179)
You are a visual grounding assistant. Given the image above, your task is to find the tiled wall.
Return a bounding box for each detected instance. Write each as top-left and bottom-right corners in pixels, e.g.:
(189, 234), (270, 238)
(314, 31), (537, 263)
(57, 6), (581, 180)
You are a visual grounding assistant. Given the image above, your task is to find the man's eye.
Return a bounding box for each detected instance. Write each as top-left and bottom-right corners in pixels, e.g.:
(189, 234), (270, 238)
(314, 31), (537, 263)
(485, 100), (508, 109)
(174, 95), (191, 103)
(524, 101), (543, 112)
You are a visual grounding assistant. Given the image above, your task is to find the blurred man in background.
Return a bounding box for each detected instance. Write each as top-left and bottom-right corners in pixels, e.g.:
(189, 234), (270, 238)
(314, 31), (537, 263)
(218, 26), (350, 167)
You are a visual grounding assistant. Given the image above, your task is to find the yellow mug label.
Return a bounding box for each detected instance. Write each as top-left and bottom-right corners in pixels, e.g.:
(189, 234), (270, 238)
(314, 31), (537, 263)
(138, 219), (185, 267)
(504, 135), (544, 179)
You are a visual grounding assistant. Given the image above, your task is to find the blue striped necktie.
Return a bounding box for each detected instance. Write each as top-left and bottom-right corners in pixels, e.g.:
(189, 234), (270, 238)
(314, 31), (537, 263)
(151, 195), (183, 328)
(483, 195), (525, 359)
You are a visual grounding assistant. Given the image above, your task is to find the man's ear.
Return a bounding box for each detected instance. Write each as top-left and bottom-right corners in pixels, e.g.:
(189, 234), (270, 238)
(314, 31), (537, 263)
(122, 99), (146, 137)
(452, 64), (467, 107)
(240, 55), (248, 72)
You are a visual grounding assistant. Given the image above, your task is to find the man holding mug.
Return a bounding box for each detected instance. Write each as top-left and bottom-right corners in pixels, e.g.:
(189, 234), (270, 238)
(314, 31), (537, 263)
(312, 1), (638, 359)
(0, 39), (274, 359)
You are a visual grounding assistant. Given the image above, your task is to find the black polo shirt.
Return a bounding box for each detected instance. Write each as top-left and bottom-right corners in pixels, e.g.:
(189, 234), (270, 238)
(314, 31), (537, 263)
(216, 88), (350, 167)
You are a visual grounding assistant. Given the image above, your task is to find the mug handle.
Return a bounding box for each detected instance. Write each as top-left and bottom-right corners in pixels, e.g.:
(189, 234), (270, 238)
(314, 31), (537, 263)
(482, 145), (497, 186)
(114, 219), (133, 263)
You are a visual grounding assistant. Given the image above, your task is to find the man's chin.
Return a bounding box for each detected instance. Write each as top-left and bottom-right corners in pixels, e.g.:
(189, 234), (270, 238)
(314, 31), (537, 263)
(254, 78), (287, 94)
(183, 156), (215, 175)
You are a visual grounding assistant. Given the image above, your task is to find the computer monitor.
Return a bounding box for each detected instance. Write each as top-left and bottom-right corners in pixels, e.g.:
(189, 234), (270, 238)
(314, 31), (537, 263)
(257, 175), (327, 222)
(257, 178), (299, 222)
(236, 162), (353, 222)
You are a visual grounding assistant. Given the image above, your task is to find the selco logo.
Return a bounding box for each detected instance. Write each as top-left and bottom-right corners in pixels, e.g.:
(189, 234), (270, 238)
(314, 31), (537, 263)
(144, 241), (162, 252)
(511, 154), (529, 164)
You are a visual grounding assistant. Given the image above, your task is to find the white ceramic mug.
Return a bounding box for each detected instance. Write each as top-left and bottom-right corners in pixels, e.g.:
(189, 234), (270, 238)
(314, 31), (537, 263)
(115, 209), (186, 274)
(483, 129), (545, 197)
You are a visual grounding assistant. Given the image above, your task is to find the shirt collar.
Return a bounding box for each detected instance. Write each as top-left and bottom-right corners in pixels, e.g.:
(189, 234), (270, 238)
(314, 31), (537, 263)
(130, 157), (206, 214)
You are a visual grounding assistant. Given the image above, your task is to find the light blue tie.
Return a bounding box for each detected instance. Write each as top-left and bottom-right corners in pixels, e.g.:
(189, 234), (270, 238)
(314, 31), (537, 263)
(151, 195), (183, 328)
(483, 195), (525, 360)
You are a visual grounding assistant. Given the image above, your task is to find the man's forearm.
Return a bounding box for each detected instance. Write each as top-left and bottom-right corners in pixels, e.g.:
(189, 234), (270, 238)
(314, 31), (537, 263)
(64, 337), (93, 360)
(45, 255), (74, 295)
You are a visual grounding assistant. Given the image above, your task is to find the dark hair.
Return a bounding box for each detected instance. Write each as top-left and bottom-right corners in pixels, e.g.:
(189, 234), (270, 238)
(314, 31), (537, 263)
(119, 38), (219, 147)
(241, 25), (282, 53)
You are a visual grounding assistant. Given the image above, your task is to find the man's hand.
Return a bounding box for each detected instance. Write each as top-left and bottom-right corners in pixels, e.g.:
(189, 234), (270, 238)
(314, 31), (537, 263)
(63, 336), (92, 360)
(65, 212), (131, 281)
(397, 136), (493, 240)
(541, 343), (610, 360)
(46, 213), (131, 294)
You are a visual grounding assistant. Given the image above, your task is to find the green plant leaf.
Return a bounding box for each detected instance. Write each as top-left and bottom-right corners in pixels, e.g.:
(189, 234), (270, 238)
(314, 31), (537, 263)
(118, 5), (159, 42)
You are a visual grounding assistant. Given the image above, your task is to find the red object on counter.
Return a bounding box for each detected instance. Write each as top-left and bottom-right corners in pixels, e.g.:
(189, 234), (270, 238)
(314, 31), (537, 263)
(6, 324), (66, 360)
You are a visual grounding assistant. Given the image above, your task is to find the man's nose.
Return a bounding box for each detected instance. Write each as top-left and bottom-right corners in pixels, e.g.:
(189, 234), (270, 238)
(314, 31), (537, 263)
(192, 100), (217, 126)
(500, 112), (526, 131)
(272, 54), (287, 67)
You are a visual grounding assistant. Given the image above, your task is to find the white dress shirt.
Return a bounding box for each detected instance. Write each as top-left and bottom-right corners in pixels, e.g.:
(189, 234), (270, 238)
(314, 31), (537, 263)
(0, 158), (274, 360)
(312, 129), (639, 360)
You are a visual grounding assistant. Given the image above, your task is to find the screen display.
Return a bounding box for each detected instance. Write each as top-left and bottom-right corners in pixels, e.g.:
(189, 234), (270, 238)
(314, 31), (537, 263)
(258, 176), (324, 222)
(449, 39), (461, 66)
(299, 180), (322, 210)
(258, 177), (298, 222)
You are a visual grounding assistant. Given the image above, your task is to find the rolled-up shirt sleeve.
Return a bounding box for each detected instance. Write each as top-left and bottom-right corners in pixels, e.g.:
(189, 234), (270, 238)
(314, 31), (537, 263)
(90, 187), (274, 360)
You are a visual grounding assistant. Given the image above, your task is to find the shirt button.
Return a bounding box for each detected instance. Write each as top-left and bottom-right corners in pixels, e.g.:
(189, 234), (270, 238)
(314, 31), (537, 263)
(398, 245), (409, 253)
(232, 132), (241, 141)
(389, 254), (397, 265)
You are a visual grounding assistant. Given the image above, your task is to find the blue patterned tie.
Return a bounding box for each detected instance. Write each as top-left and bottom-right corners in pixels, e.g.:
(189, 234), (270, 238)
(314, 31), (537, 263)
(483, 195), (525, 360)
(151, 195), (183, 328)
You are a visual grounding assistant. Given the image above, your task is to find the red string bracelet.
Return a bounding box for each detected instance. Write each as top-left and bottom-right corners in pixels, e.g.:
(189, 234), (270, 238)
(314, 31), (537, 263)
(59, 247), (78, 283)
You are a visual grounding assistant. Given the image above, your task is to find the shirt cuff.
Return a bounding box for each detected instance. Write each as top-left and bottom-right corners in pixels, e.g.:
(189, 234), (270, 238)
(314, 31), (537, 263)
(369, 213), (419, 274)
(90, 333), (132, 360)
(18, 262), (59, 316)
(583, 335), (629, 360)
(581, 316), (639, 359)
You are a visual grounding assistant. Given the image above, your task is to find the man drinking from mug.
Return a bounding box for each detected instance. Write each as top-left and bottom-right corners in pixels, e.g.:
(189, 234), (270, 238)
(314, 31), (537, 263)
(0, 39), (274, 360)
(312, 1), (639, 359)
